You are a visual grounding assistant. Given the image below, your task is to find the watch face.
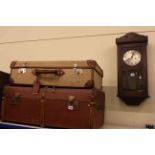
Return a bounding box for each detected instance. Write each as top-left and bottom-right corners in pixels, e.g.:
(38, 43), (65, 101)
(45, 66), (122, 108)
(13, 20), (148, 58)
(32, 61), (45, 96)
(123, 50), (141, 66)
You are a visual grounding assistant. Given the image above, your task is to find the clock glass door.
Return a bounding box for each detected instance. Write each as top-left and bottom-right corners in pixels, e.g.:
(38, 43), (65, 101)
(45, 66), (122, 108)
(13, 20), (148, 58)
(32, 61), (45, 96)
(122, 71), (144, 90)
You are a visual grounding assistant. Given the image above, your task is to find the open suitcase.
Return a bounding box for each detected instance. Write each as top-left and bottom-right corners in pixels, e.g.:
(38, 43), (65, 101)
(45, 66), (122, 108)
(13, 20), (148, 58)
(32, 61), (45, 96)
(10, 60), (103, 91)
(1, 86), (105, 128)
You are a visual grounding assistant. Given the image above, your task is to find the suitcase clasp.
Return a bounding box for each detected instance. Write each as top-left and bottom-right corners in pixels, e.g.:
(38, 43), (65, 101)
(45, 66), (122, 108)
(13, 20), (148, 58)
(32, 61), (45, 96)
(10, 93), (21, 104)
(67, 96), (79, 111)
(18, 63), (27, 74)
(18, 68), (27, 74)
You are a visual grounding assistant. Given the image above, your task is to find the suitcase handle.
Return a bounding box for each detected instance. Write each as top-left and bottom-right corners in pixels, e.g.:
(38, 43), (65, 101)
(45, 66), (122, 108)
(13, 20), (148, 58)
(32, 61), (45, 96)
(32, 69), (64, 94)
(32, 69), (65, 76)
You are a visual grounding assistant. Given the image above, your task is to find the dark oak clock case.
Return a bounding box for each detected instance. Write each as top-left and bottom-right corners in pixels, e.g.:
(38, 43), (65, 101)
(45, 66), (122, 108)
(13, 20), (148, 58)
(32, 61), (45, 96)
(116, 32), (148, 105)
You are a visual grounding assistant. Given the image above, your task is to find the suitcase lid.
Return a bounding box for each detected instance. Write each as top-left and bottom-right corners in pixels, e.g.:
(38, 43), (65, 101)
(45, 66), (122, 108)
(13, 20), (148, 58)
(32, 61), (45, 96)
(10, 60), (103, 77)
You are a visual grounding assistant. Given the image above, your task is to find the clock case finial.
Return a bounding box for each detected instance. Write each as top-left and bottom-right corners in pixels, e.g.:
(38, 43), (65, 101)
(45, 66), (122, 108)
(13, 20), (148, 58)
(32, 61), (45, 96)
(116, 32), (148, 45)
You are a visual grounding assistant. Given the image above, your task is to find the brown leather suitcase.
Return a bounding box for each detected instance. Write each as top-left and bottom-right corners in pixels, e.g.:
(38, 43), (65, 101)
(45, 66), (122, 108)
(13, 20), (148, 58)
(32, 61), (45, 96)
(1, 86), (42, 126)
(43, 88), (105, 129)
(0, 71), (9, 118)
(1, 86), (105, 129)
(10, 60), (103, 91)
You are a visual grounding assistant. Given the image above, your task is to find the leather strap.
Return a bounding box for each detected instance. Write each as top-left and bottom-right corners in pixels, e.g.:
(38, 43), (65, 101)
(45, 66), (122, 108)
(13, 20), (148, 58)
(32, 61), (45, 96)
(40, 86), (48, 127)
(89, 105), (95, 129)
(32, 78), (40, 94)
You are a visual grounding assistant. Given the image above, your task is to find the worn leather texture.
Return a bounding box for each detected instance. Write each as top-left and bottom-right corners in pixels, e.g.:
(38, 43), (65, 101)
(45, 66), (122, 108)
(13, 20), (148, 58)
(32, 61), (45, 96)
(2, 86), (105, 129)
(1, 86), (42, 126)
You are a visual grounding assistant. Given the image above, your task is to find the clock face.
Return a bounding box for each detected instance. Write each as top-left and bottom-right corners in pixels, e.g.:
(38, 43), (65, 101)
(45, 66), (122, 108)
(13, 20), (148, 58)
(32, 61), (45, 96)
(123, 50), (141, 66)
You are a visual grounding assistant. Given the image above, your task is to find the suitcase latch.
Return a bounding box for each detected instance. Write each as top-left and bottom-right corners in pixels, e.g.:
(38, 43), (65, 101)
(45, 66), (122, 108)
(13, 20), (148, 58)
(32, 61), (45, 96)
(10, 93), (21, 104)
(67, 96), (79, 111)
(73, 63), (83, 75)
(18, 63), (27, 74)
(18, 68), (27, 74)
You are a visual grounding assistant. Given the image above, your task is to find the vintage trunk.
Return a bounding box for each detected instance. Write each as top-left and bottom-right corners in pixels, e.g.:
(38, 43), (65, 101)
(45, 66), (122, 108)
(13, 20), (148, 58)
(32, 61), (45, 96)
(1, 86), (105, 129)
(43, 88), (105, 129)
(1, 86), (42, 126)
(0, 71), (10, 118)
(10, 60), (103, 90)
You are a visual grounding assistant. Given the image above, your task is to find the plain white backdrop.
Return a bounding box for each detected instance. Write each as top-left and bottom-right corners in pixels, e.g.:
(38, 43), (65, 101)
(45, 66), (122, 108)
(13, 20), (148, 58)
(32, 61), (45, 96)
(0, 0), (154, 25)
(1, 130), (155, 155)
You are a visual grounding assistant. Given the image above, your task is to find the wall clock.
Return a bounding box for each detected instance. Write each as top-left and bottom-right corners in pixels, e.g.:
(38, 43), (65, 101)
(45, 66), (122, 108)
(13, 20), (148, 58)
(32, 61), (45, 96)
(116, 32), (148, 105)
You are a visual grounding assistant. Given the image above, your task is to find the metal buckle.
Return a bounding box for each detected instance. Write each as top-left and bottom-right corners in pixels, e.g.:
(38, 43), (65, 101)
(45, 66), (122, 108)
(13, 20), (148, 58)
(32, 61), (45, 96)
(67, 96), (79, 111)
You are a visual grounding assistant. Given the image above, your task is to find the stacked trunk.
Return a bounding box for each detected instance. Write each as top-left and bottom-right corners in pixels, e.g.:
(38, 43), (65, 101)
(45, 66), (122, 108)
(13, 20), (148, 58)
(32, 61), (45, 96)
(1, 60), (105, 129)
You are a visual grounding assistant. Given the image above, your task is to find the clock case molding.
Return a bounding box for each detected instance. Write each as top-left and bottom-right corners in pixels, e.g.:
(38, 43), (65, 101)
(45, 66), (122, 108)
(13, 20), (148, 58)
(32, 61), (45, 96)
(116, 32), (148, 105)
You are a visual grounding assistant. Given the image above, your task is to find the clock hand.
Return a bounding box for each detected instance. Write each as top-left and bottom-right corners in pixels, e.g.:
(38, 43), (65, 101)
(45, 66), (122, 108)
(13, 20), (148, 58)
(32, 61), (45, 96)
(126, 53), (133, 61)
(131, 52), (134, 59)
